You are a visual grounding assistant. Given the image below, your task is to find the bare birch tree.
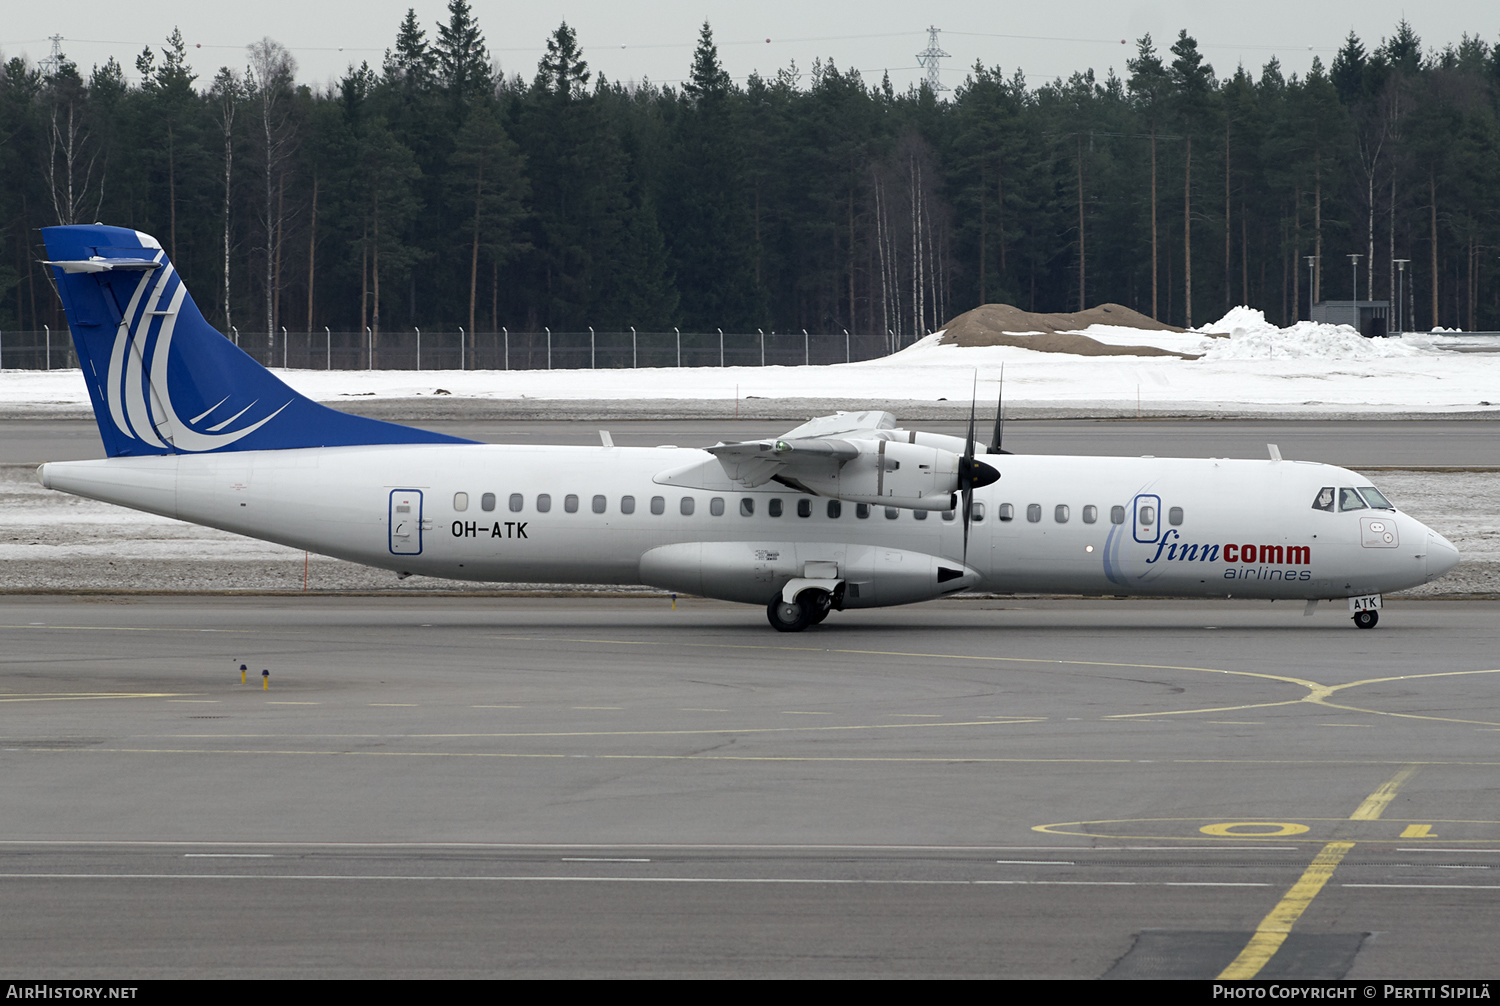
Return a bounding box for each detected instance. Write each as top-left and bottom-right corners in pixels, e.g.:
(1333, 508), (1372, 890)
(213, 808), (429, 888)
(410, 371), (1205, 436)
(246, 38), (297, 349)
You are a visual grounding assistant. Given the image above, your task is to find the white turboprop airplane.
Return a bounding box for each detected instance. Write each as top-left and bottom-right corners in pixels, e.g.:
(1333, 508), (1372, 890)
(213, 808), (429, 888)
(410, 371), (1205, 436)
(39, 225), (1459, 631)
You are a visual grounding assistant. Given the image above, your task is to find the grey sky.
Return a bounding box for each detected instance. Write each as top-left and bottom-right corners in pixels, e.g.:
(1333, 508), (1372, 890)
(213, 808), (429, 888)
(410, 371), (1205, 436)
(4, 2), (1495, 94)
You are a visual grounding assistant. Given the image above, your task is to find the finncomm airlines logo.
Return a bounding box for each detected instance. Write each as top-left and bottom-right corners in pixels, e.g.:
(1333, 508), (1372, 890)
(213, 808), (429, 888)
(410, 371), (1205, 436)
(1144, 529), (1313, 580)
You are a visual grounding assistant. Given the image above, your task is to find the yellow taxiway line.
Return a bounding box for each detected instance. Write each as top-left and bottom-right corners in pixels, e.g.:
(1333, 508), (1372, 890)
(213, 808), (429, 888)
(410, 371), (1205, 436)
(1217, 765), (1419, 980)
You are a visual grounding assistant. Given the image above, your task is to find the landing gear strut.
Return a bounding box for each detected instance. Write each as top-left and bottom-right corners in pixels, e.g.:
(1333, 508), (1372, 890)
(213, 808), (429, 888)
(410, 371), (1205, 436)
(1353, 609), (1379, 629)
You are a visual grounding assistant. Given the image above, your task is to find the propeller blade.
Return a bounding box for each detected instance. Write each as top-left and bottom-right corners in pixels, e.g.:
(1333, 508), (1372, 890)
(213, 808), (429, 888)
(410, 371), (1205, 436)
(962, 374), (978, 563)
(989, 363), (1006, 454)
(961, 482), (973, 563)
(965, 373), (978, 459)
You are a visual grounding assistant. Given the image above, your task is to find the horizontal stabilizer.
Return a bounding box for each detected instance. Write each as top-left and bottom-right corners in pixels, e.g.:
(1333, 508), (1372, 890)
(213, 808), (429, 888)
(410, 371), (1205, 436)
(44, 257), (162, 274)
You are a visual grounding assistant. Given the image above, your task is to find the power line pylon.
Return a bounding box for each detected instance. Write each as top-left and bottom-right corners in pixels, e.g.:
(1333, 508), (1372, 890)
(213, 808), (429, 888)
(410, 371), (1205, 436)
(38, 34), (65, 77)
(915, 26), (949, 93)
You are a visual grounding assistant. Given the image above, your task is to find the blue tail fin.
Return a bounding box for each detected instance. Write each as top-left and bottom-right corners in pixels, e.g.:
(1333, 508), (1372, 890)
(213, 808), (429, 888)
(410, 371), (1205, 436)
(43, 225), (474, 457)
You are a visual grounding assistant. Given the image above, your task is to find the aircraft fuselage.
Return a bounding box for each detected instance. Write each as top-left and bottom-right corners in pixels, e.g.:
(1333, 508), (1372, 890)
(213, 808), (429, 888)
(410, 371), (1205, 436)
(39, 444), (1456, 605)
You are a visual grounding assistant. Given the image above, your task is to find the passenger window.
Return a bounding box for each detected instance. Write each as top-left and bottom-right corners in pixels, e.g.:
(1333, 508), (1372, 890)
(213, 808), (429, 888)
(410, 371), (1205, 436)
(592, 495), (607, 514)
(1027, 504), (1042, 523)
(740, 497), (755, 517)
(1082, 505), (1097, 524)
(1139, 506), (1155, 526)
(769, 499), (783, 518)
(1338, 488), (1368, 512)
(1111, 505), (1125, 525)
(942, 509), (955, 522)
(710, 497), (725, 516)
(564, 494), (579, 513)
(856, 504), (870, 519)
(998, 503), (1014, 522)
(650, 496), (665, 515)
(971, 501), (985, 522)
(508, 493), (523, 512)
(453, 492), (469, 512)
(1168, 506), (1183, 526)
(885, 507), (900, 519)
(826, 500), (842, 518)
(621, 496), (636, 514)
(798, 499), (813, 518)
(481, 492), (496, 512)
(1312, 487), (1335, 512)
(913, 509), (928, 520)
(680, 497), (695, 515)
(1054, 504), (1069, 524)
(536, 494), (551, 513)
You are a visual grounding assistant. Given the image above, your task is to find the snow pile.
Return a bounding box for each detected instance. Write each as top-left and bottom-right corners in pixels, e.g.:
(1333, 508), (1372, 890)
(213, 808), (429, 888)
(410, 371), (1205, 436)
(1197, 317), (1426, 362)
(1197, 306), (1270, 334)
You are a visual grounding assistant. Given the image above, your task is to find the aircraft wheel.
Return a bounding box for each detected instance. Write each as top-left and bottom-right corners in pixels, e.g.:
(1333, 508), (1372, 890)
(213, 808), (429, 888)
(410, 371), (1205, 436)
(1353, 609), (1379, 629)
(767, 595), (813, 632)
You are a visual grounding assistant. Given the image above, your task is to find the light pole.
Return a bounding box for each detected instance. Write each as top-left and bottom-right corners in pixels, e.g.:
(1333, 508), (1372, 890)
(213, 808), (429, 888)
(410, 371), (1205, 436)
(1305, 256), (1316, 319)
(1347, 254), (1362, 332)
(1393, 259), (1409, 335)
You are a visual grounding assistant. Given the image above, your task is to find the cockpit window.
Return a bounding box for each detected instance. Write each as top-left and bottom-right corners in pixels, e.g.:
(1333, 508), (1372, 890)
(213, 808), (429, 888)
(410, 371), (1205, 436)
(1358, 486), (1395, 510)
(1312, 487), (1335, 512)
(1338, 487), (1368, 512)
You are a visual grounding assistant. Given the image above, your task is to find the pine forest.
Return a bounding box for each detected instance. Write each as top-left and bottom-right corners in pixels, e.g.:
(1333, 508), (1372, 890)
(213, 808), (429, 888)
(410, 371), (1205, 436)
(4, 5), (1500, 360)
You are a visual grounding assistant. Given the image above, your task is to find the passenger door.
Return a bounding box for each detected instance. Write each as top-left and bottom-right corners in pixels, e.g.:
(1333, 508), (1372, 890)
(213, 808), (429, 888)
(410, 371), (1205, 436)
(389, 489), (424, 555)
(1133, 493), (1161, 545)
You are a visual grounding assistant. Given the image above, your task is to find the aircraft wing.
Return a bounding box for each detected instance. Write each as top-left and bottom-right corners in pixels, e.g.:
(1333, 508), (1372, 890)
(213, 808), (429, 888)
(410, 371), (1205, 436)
(777, 410), (900, 439)
(701, 411), (990, 509)
(704, 437), (858, 488)
(703, 412), (903, 488)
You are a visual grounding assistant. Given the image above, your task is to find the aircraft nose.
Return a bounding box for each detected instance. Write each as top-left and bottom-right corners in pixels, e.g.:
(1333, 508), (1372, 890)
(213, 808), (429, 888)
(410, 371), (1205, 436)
(1425, 528), (1461, 581)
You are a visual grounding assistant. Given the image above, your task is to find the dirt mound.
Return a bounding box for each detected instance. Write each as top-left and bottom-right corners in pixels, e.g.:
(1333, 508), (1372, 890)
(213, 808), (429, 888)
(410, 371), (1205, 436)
(942, 303), (1194, 357)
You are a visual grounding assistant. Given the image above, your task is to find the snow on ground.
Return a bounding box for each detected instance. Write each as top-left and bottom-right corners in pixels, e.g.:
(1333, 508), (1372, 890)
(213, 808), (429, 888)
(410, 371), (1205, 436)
(5, 308), (1497, 414)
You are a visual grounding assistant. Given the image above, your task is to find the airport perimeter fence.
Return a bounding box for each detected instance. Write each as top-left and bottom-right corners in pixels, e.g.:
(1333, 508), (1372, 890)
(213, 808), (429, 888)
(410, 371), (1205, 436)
(0, 326), (913, 372)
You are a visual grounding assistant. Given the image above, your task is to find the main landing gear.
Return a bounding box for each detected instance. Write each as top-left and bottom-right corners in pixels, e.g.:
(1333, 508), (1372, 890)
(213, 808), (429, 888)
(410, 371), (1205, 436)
(1352, 609), (1379, 629)
(766, 590), (833, 632)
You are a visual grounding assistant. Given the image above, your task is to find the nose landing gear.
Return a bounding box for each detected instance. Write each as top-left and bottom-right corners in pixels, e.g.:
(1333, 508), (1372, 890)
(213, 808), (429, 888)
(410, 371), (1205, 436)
(1353, 609), (1379, 629)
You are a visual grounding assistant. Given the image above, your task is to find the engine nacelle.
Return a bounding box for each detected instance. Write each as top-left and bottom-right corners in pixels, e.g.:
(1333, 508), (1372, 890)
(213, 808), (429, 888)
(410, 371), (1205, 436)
(638, 540), (980, 607)
(798, 439), (960, 511)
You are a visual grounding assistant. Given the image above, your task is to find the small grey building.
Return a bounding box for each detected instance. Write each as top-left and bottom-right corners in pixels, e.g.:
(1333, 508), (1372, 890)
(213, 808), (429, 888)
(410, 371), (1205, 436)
(1312, 300), (1391, 337)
